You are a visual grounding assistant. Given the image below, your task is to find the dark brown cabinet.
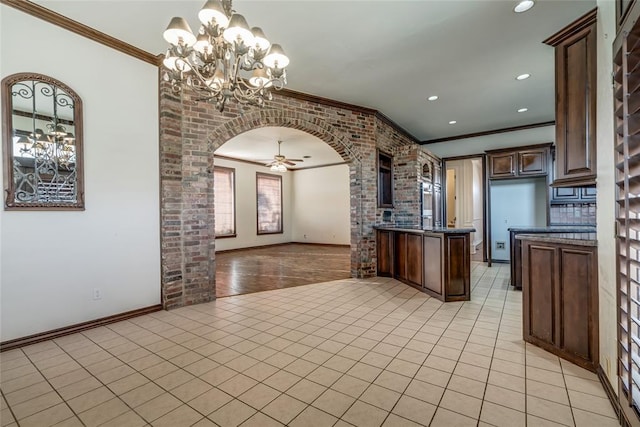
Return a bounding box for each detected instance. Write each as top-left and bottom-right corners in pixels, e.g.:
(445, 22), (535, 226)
(544, 9), (597, 187)
(521, 237), (598, 371)
(550, 186), (597, 204)
(376, 228), (471, 302)
(487, 144), (550, 180)
(518, 149), (548, 176)
(489, 152), (517, 179)
(377, 229), (393, 276)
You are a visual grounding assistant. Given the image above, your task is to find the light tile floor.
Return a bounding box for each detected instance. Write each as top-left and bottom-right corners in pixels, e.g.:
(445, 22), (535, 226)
(0, 263), (619, 426)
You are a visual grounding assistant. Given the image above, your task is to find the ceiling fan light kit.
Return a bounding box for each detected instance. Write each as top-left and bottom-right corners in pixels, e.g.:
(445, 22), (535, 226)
(264, 140), (303, 172)
(162, 0), (290, 112)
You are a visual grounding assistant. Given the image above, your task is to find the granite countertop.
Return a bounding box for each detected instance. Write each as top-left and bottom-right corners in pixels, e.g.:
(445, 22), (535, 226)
(374, 225), (476, 234)
(508, 226), (596, 233)
(515, 232), (597, 247)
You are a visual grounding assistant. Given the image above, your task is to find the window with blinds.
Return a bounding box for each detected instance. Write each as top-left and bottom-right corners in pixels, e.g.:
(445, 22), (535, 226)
(214, 167), (236, 237)
(615, 15), (640, 421)
(257, 172), (283, 234)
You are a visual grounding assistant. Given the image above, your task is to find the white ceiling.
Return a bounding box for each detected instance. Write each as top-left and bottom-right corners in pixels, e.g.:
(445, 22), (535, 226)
(215, 127), (344, 169)
(30, 0), (596, 146)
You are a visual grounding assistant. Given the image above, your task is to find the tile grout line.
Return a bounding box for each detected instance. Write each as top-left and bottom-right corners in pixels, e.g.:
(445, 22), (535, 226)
(425, 263), (504, 426)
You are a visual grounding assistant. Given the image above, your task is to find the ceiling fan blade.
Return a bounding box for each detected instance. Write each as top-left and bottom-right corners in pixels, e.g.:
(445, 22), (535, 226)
(284, 161), (297, 166)
(287, 159), (304, 162)
(264, 161), (276, 166)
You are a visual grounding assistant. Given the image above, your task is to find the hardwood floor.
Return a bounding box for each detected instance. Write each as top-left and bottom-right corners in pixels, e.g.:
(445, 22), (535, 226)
(215, 243), (351, 297)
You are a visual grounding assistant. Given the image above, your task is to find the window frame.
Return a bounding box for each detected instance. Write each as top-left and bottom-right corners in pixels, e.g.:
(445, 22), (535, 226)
(377, 149), (394, 208)
(256, 172), (283, 235)
(214, 166), (236, 238)
(2, 72), (84, 210)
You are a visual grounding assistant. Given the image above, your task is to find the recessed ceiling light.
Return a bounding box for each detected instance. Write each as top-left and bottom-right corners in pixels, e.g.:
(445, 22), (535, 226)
(517, 108), (528, 113)
(449, 120), (457, 125)
(514, 0), (535, 13)
(516, 73), (531, 81)
(428, 95), (439, 101)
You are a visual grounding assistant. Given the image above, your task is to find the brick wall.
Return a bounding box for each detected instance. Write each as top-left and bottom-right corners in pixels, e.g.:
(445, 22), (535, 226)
(159, 84), (437, 309)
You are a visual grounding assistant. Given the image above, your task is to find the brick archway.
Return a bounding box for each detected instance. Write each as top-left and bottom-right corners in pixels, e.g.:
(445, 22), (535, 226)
(160, 87), (424, 310)
(207, 109), (365, 292)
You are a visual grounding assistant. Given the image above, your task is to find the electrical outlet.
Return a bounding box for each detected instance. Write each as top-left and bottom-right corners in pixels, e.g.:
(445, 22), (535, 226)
(496, 241), (506, 250)
(93, 288), (102, 300)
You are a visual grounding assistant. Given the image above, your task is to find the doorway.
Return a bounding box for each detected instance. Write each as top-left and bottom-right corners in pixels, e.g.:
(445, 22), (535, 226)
(212, 127), (352, 296)
(443, 155), (487, 263)
(446, 169), (457, 227)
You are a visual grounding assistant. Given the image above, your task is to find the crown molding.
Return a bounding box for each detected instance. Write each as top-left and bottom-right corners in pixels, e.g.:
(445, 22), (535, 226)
(1, 0), (162, 66)
(215, 154), (348, 171)
(278, 89), (377, 115)
(277, 89), (421, 144)
(543, 7), (597, 46)
(421, 121), (555, 145)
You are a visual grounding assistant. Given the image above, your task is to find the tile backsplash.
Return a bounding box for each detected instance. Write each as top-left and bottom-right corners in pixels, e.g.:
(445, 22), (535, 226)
(550, 203), (596, 225)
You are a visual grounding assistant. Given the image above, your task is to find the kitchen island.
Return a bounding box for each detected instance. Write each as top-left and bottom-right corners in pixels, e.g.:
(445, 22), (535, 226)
(376, 226), (475, 302)
(518, 232), (598, 371)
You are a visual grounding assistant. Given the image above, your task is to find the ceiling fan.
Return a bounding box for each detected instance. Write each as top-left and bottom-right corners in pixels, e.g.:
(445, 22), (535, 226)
(263, 140), (303, 172)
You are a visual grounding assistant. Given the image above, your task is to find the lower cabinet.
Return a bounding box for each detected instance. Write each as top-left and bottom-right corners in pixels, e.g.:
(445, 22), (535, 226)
(377, 229), (471, 302)
(377, 230), (393, 276)
(423, 234), (443, 295)
(521, 239), (598, 371)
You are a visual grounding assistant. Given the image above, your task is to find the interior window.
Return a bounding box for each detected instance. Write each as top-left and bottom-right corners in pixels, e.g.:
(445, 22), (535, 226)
(214, 167), (235, 237)
(257, 172), (283, 234)
(378, 151), (394, 207)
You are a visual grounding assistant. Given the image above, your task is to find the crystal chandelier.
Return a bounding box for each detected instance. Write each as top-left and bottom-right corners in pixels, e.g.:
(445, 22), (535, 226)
(162, 0), (290, 112)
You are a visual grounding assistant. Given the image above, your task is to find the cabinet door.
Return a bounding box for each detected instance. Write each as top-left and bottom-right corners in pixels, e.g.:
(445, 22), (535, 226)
(423, 234), (443, 295)
(406, 234), (423, 287)
(489, 152), (517, 179)
(523, 243), (558, 345)
(518, 149), (547, 176)
(581, 186), (597, 201)
(551, 187), (581, 204)
(377, 230), (394, 276)
(551, 20), (597, 186)
(394, 232), (407, 281)
(559, 247), (598, 364)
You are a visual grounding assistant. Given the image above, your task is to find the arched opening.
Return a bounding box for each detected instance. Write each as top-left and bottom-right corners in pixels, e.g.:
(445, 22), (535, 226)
(212, 127), (352, 296)
(204, 110), (364, 299)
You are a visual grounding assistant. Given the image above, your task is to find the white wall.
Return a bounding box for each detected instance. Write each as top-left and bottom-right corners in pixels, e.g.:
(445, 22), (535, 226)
(490, 178), (547, 261)
(596, 0), (617, 386)
(214, 158), (350, 250)
(446, 159), (483, 251)
(214, 157), (293, 251)
(291, 164), (350, 245)
(0, 6), (160, 341)
(471, 158), (484, 248)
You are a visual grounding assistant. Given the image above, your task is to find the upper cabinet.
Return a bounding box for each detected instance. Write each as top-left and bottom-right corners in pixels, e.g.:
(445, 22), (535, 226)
(544, 9), (597, 187)
(487, 143), (551, 180)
